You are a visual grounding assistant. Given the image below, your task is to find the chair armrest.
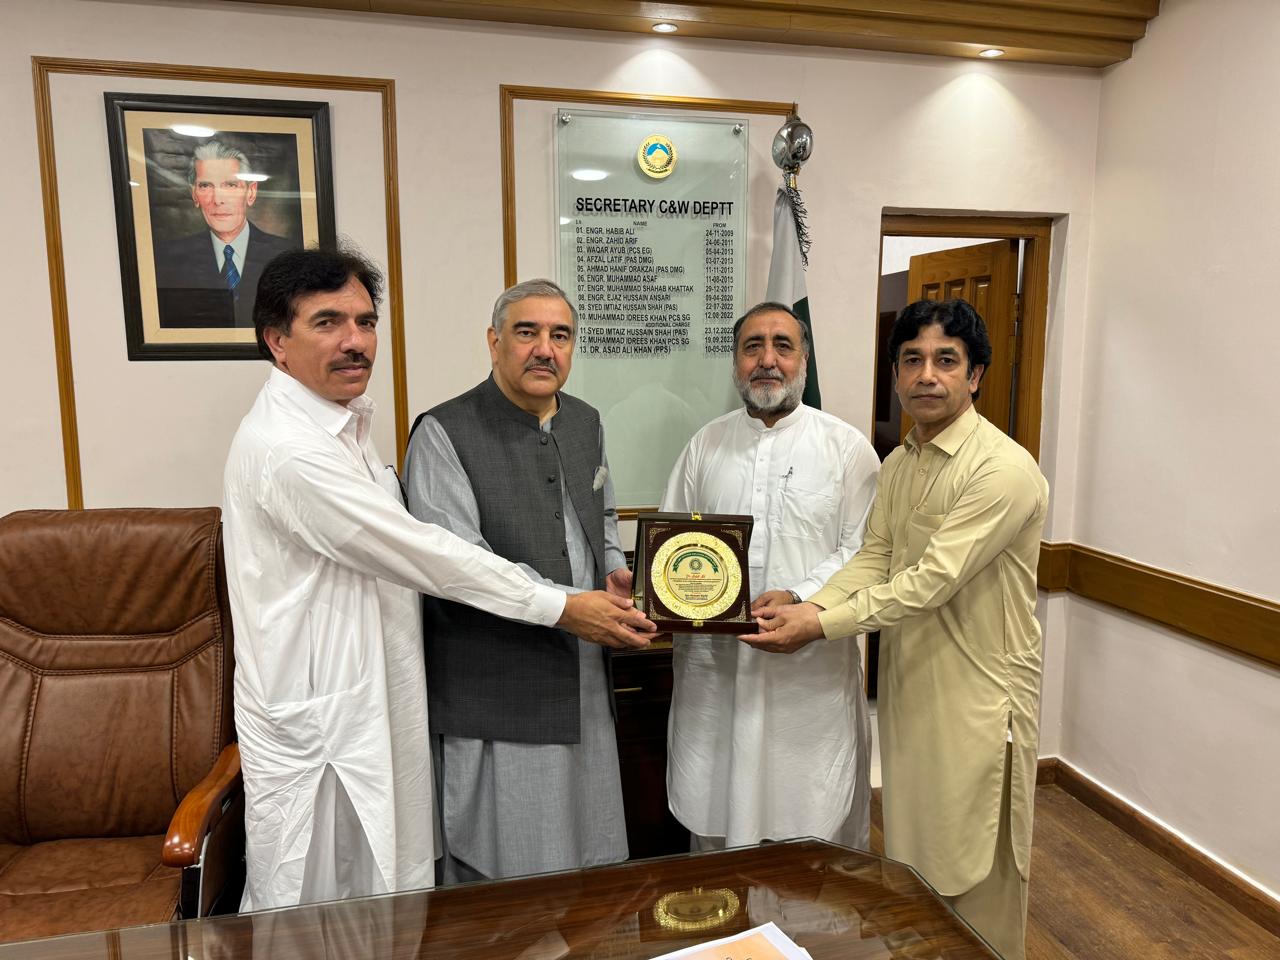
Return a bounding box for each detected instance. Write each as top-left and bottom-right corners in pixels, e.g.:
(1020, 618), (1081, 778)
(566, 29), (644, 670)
(163, 743), (242, 868)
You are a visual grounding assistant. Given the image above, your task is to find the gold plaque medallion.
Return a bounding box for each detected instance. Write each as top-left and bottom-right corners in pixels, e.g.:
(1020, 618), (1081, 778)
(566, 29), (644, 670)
(651, 530), (742, 620)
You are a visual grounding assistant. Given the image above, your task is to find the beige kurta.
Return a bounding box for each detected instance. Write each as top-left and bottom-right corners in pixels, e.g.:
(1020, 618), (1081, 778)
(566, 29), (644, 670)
(809, 406), (1047, 896)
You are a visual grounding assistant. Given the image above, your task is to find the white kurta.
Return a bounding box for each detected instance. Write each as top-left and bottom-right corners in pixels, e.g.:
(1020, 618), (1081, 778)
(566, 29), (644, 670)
(660, 404), (880, 846)
(223, 368), (566, 911)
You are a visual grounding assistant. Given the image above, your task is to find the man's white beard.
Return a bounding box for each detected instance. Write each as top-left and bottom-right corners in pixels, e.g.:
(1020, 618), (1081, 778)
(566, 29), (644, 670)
(733, 366), (807, 416)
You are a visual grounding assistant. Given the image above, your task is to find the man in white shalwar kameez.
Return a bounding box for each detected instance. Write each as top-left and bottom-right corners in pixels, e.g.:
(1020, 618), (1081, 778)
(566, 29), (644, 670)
(661, 303), (880, 849)
(223, 249), (653, 912)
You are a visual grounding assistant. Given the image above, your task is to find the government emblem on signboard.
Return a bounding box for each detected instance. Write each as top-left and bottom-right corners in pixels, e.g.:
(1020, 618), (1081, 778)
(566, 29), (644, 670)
(637, 134), (677, 179)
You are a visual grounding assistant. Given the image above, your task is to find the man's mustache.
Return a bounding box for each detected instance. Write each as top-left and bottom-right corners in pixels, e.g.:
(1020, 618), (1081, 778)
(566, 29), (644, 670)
(525, 359), (558, 374)
(750, 371), (784, 384)
(330, 353), (371, 370)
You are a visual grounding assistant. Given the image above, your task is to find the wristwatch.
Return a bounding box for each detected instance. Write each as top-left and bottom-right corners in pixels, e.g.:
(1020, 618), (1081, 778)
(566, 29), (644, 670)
(786, 589), (802, 604)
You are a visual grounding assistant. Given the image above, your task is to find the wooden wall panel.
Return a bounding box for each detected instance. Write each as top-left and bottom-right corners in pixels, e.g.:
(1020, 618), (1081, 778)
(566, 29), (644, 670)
(1037, 541), (1071, 592)
(224, 0), (1161, 68)
(1067, 544), (1280, 670)
(1038, 542), (1280, 671)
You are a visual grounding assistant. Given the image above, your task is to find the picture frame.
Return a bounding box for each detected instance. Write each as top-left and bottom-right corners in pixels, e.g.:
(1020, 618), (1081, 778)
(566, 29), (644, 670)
(104, 92), (335, 360)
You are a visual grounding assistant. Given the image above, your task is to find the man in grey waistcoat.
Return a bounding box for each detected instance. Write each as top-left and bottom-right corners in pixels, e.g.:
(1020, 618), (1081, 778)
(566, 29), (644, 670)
(404, 278), (637, 884)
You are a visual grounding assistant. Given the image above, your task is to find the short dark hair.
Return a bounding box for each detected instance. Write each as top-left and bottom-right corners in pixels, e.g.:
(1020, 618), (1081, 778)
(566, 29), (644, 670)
(253, 247), (384, 360)
(731, 301), (810, 354)
(888, 298), (993, 399)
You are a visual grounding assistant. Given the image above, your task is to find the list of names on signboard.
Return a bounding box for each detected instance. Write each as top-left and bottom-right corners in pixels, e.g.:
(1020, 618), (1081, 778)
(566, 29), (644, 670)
(574, 221), (690, 357)
(556, 110), (748, 507)
(573, 215), (741, 358)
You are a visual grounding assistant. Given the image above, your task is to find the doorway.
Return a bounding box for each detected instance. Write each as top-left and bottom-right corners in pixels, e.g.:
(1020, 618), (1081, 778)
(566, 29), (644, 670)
(872, 215), (1052, 461)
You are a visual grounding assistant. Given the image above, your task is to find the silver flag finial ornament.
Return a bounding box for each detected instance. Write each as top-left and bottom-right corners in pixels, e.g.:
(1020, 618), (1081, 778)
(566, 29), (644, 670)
(771, 114), (813, 267)
(771, 114), (814, 173)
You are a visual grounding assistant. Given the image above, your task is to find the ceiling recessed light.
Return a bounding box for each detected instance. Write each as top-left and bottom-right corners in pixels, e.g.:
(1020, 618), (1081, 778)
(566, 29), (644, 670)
(652, 22), (678, 33)
(572, 169), (609, 182)
(978, 48), (1005, 58)
(170, 123), (217, 137)
(235, 172), (269, 182)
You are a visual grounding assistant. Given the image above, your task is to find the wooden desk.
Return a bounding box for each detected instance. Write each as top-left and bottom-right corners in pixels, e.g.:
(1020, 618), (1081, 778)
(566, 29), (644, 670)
(0, 840), (998, 959)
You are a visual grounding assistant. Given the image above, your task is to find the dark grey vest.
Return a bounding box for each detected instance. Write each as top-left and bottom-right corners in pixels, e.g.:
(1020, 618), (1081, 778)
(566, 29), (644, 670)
(418, 375), (607, 744)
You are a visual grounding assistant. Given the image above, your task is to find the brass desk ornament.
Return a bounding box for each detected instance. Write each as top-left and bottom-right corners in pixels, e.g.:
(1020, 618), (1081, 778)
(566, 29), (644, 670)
(653, 887), (742, 934)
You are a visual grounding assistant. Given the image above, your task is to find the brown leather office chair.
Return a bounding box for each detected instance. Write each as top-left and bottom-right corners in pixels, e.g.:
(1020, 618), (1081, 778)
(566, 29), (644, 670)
(0, 507), (243, 944)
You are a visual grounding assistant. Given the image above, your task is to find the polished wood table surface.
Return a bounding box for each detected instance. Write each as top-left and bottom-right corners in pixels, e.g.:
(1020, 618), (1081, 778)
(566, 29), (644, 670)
(1, 840), (998, 959)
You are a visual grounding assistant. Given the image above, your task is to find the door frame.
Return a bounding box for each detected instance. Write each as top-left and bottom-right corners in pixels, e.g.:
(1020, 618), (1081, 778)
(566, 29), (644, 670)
(877, 214), (1052, 461)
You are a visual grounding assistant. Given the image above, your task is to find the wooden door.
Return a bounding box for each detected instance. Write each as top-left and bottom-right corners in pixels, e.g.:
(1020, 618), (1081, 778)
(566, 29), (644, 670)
(903, 240), (1020, 439)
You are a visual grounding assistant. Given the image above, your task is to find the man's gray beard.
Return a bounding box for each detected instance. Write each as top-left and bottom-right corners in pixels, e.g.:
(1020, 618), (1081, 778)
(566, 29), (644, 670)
(733, 366), (807, 416)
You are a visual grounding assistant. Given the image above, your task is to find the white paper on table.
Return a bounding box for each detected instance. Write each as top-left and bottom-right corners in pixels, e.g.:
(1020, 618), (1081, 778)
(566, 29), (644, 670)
(647, 921), (813, 960)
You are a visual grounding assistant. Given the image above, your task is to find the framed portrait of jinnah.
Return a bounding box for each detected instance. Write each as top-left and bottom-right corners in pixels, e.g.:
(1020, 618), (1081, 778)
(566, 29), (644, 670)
(104, 93), (335, 360)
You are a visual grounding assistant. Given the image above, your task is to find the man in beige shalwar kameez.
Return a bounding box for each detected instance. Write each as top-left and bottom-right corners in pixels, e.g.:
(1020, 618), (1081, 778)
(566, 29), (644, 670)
(748, 298), (1048, 960)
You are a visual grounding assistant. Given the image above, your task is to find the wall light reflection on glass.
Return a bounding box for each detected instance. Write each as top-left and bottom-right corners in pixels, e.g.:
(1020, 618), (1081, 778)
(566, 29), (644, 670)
(572, 169), (608, 181)
(170, 123), (217, 138)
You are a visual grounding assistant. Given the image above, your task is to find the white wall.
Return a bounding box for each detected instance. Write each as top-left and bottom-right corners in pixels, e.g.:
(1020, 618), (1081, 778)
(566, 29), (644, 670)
(1062, 597), (1280, 898)
(1, 12), (67, 513)
(1065, 0), (1280, 896)
(1036, 594), (1069, 759)
(1077, 0), (1280, 598)
(1, 0), (1101, 517)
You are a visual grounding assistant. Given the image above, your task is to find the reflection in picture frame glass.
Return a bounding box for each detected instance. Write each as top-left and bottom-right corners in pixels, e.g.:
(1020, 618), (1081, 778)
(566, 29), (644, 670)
(104, 92), (335, 360)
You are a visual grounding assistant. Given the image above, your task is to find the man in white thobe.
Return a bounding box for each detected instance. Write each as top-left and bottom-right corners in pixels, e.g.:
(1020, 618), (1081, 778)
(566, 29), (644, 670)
(223, 249), (653, 911)
(661, 302), (880, 849)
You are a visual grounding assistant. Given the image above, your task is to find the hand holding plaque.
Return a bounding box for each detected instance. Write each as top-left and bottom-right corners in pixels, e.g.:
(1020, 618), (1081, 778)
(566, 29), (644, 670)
(632, 513), (756, 633)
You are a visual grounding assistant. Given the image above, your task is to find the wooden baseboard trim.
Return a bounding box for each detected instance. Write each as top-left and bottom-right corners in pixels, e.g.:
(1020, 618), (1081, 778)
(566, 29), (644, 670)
(1044, 758), (1280, 937)
(1035, 756), (1058, 785)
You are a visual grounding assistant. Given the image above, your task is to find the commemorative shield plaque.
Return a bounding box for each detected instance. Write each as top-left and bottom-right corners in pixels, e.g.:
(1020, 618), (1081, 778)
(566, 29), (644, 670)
(632, 512), (755, 634)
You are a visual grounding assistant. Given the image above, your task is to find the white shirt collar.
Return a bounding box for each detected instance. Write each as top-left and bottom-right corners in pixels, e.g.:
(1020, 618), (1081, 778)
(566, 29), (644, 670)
(742, 402), (808, 433)
(209, 221), (250, 271)
(267, 365), (372, 438)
